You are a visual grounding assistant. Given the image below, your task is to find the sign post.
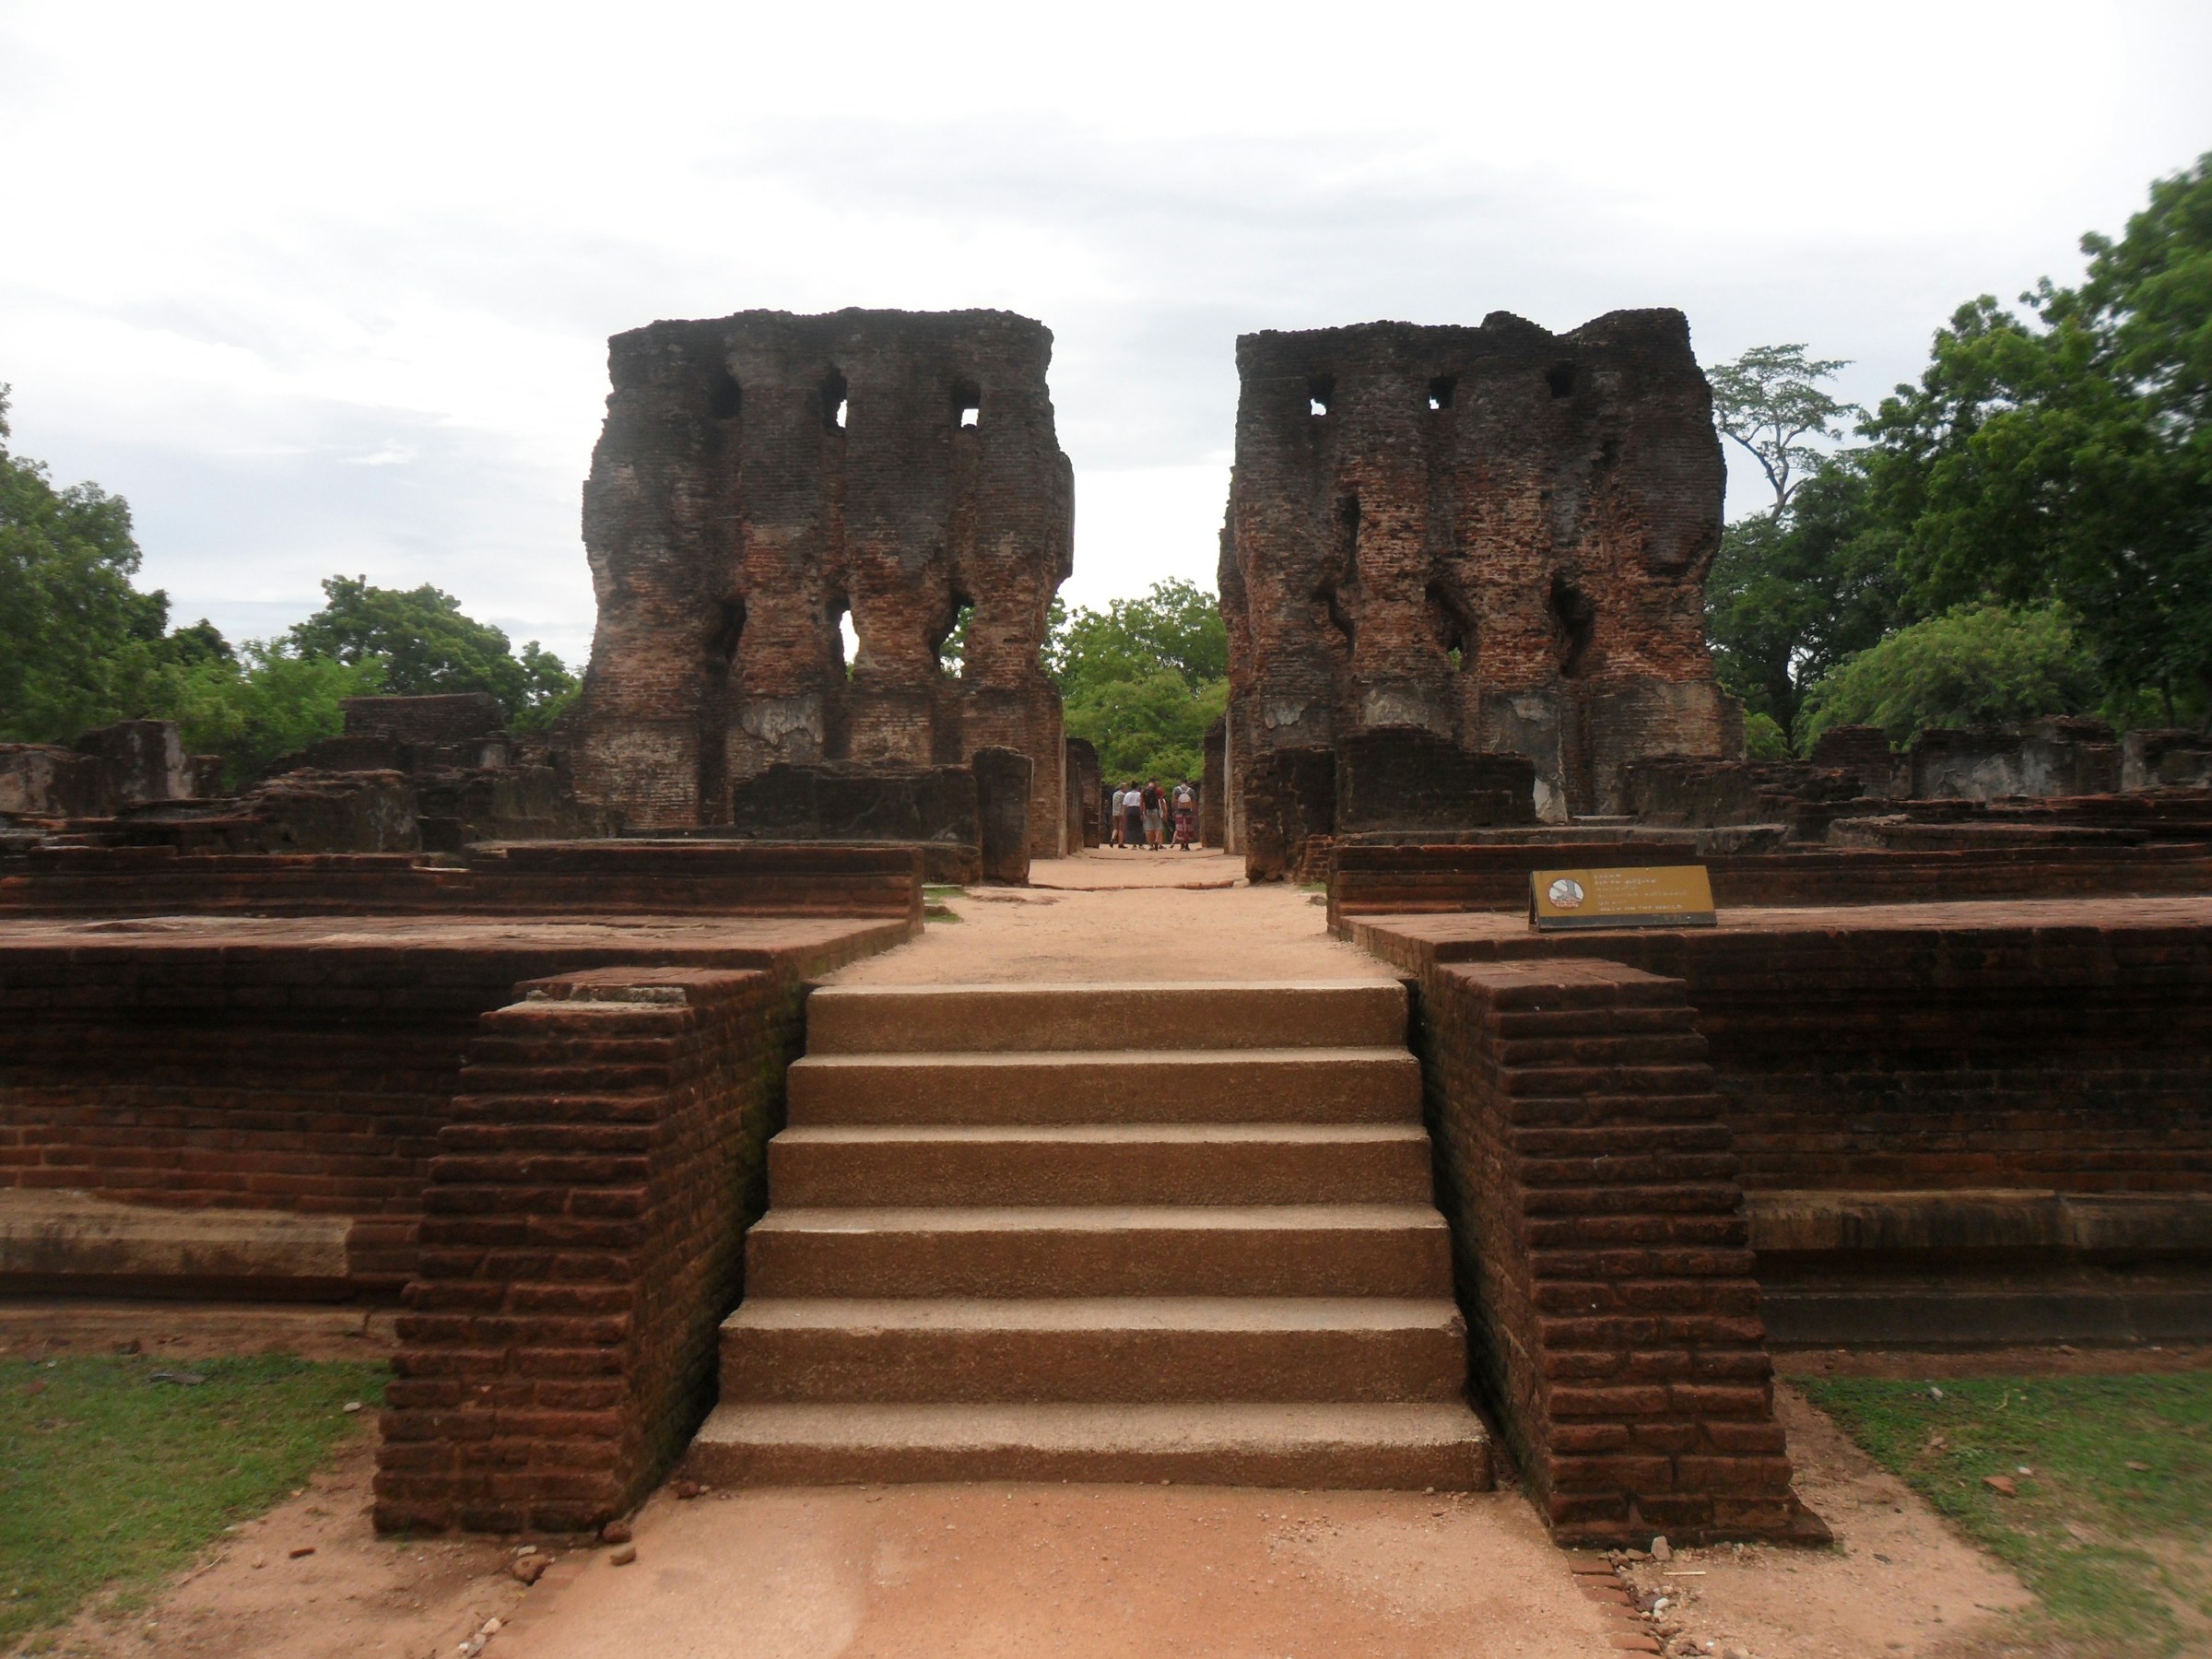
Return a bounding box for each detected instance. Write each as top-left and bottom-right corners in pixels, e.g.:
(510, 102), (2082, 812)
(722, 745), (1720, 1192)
(1529, 865), (1717, 931)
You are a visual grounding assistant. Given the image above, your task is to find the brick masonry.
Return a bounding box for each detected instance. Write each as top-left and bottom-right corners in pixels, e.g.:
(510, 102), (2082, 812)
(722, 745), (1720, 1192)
(376, 966), (809, 1534)
(1218, 312), (1741, 845)
(1356, 898), (2212, 1198)
(571, 308), (1073, 855)
(1415, 958), (1804, 1544)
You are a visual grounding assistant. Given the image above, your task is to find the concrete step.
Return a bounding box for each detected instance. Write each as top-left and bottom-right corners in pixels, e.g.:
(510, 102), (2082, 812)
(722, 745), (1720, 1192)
(687, 1400), (1493, 1490)
(804, 982), (1408, 1054)
(718, 1297), (1468, 1403)
(766, 1124), (1436, 1206)
(744, 1205), (1453, 1298)
(787, 1048), (1421, 1125)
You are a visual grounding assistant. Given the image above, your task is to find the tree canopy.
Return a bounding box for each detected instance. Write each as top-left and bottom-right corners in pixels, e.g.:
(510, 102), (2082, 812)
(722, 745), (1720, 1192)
(288, 575), (576, 722)
(1047, 579), (1228, 785)
(1861, 153), (2212, 725)
(1706, 343), (1859, 509)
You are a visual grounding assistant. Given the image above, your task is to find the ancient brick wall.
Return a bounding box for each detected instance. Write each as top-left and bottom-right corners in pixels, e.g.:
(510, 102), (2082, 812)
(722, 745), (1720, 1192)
(1414, 958), (1802, 1544)
(1327, 841), (2212, 924)
(1356, 903), (2212, 1199)
(571, 308), (1073, 854)
(0, 843), (925, 924)
(1219, 312), (1741, 835)
(376, 965), (805, 1533)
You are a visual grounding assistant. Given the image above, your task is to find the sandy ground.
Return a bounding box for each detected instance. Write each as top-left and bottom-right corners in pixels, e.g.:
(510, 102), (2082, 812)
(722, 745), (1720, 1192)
(841, 851), (1384, 985)
(495, 1482), (1620, 1659)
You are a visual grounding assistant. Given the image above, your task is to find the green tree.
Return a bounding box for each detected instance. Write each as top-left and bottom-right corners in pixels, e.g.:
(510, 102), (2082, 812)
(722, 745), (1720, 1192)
(141, 642), (385, 786)
(1046, 579), (1230, 786)
(1707, 344), (1860, 508)
(1704, 455), (1909, 747)
(1797, 603), (2099, 749)
(288, 575), (576, 720)
(1863, 154), (2212, 725)
(0, 385), (172, 742)
(1046, 578), (1228, 695)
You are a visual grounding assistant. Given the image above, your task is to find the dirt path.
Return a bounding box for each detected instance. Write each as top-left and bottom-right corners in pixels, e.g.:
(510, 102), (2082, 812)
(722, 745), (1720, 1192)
(493, 1479), (1619, 1659)
(837, 851), (1386, 985)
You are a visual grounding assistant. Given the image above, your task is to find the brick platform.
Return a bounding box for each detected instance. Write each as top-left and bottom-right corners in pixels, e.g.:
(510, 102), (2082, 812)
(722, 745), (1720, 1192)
(1347, 896), (2212, 1539)
(1415, 958), (1804, 1545)
(1328, 839), (2212, 926)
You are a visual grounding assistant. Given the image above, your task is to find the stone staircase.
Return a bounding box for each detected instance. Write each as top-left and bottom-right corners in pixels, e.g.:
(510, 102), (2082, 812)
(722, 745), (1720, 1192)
(688, 981), (1492, 1488)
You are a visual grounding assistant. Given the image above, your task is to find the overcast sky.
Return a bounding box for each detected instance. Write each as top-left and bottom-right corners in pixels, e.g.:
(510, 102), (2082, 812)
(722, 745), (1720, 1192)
(3, 2), (2206, 669)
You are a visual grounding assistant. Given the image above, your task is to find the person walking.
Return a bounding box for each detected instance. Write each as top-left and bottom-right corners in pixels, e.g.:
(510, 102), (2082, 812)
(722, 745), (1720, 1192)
(1122, 782), (1145, 850)
(1108, 783), (1126, 848)
(1171, 780), (1197, 849)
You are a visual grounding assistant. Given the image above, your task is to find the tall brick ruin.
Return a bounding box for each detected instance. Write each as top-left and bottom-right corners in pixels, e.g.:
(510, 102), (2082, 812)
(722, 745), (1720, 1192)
(1219, 311), (1741, 835)
(572, 308), (1074, 853)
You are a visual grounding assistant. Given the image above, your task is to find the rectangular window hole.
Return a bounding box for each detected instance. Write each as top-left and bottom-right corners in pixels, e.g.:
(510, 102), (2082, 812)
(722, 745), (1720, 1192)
(1428, 376), (1455, 411)
(1307, 374), (1334, 418)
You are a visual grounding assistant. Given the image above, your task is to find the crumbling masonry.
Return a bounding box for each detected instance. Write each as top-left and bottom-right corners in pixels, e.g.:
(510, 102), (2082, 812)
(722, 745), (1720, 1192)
(571, 309), (1075, 853)
(1218, 311), (1741, 836)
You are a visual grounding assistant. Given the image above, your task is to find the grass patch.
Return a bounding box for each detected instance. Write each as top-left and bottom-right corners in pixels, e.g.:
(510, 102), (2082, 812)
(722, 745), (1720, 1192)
(0, 1353), (387, 1650)
(1800, 1371), (2212, 1656)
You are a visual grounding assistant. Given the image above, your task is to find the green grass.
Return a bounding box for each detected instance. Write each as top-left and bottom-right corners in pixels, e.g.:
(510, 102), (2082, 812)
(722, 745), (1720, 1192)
(1800, 1372), (2212, 1656)
(0, 1354), (387, 1650)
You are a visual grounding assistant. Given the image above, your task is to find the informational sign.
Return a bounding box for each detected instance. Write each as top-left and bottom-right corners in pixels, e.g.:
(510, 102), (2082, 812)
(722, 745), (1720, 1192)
(1528, 865), (1717, 931)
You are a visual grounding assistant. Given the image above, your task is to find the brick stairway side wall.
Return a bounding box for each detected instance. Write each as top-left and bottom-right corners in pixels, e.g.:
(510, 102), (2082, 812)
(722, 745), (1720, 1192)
(375, 965), (807, 1533)
(1413, 957), (1803, 1546)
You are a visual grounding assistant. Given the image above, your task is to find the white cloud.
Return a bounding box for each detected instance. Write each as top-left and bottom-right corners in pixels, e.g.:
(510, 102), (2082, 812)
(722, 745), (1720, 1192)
(2, 0), (2206, 665)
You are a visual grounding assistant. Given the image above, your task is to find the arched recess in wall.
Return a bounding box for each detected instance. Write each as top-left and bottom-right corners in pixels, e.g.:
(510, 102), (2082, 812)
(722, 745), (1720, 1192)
(820, 368), (849, 432)
(1312, 494), (1359, 658)
(1427, 581), (1476, 673)
(698, 594), (747, 822)
(1548, 575), (1596, 679)
(935, 590), (976, 679)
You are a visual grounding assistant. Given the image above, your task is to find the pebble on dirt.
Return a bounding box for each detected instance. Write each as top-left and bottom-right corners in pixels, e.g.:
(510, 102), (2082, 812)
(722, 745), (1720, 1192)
(601, 1520), (633, 1545)
(609, 1544), (638, 1567)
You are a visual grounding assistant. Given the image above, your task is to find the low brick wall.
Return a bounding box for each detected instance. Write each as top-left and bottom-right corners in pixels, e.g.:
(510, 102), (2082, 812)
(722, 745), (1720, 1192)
(1415, 957), (1804, 1546)
(0, 841), (924, 922)
(1329, 840), (2212, 926)
(377, 966), (805, 1533)
(1356, 900), (2212, 1197)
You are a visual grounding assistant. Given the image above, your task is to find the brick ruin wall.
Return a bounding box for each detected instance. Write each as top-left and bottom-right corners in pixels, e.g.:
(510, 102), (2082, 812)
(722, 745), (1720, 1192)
(1416, 958), (1804, 1545)
(379, 966), (804, 1533)
(571, 308), (1074, 855)
(1219, 311), (1740, 850)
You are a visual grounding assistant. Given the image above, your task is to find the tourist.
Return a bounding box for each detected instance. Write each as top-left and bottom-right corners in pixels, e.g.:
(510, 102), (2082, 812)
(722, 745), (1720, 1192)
(1108, 783), (1126, 847)
(1141, 779), (1165, 849)
(1123, 782), (1145, 849)
(1171, 780), (1197, 849)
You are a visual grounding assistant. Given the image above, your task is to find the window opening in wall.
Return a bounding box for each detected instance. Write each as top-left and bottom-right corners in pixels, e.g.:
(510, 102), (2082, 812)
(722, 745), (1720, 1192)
(935, 594), (975, 677)
(1548, 575), (1596, 678)
(1428, 376), (1456, 411)
(710, 367), (742, 419)
(1427, 582), (1473, 671)
(829, 596), (857, 680)
(709, 595), (747, 667)
(952, 380), (982, 429)
(1308, 374), (1335, 418)
(1546, 362), (1576, 399)
(821, 368), (849, 432)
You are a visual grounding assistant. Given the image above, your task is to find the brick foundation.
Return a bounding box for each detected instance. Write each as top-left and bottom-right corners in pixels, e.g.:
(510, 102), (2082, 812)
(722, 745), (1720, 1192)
(1414, 958), (1807, 1545)
(376, 966), (808, 1533)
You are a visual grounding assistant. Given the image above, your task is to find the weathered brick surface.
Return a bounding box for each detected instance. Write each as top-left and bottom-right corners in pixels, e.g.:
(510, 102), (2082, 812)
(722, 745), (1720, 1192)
(1329, 840), (2212, 926)
(571, 308), (1073, 855)
(1361, 899), (2212, 1196)
(0, 842), (924, 923)
(374, 966), (806, 1533)
(1219, 312), (1741, 843)
(1414, 958), (1801, 1543)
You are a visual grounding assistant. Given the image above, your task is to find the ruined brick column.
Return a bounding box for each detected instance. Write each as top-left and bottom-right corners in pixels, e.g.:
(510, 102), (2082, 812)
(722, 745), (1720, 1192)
(572, 309), (1074, 853)
(1219, 312), (1741, 831)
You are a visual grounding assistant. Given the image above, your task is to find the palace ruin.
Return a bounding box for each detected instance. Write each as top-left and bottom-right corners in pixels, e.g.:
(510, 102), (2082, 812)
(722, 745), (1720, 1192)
(571, 308), (1075, 858)
(1218, 310), (1741, 865)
